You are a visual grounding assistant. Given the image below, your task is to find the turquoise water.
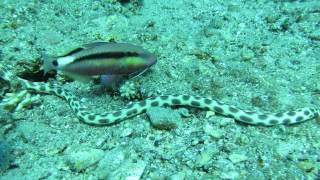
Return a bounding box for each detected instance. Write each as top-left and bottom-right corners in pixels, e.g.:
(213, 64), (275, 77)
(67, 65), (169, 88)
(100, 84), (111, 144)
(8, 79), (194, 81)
(0, 0), (320, 179)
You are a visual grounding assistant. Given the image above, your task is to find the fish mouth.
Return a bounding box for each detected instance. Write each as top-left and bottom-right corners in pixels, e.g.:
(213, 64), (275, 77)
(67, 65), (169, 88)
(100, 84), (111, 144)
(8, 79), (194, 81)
(143, 52), (157, 68)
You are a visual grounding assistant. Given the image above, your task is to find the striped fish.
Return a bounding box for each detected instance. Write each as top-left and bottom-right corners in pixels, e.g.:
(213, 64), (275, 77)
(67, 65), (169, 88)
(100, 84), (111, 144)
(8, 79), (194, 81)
(43, 42), (157, 83)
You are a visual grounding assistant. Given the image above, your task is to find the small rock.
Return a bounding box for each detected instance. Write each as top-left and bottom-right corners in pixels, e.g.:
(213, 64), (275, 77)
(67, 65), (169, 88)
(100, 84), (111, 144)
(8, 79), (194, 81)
(0, 140), (12, 172)
(0, 107), (13, 125)
(228, 153), (248, 163)
(170, 172), (186, 180)
(298, 161), (316, 172)
(95, 147), (127, 179)
(95, 138), (107, 148)
(120, 128), (133, 137)
(191, 138), (201, 145)
(205, 111), (215, 118)
(147, 107), (182, 130)
(17, 122), (51, 140)
(276, 141), (304, 158)
(118, 159), (147, 180)
(241, 48), (255, 61)
(220, 171), (239, 179)
(204, 123), (224, 139)
(308, 29), (320, 41)
(195, 151), (212, 167)
(64, 146), (104, 172)
(95, 147), (147, 179)
(177, 108), (191, 117)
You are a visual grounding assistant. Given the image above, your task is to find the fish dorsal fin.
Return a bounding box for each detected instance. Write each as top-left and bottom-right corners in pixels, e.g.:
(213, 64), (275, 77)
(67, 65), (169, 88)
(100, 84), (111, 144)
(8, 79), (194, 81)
(82, 42), (111, 49)
(62, 42), (113, 59)
(63, 47), (84, 56)
(60, 42), (107, 57)
(82, 42), (145, 53)
(62, 42), (147, 58)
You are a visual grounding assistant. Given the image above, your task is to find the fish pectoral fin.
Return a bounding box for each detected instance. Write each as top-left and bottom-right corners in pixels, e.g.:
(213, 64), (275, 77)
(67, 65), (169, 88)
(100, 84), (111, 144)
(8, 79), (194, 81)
(99, 74), (124, 86)
(63, 72), (92, 83)
(129, 68), (149, 80)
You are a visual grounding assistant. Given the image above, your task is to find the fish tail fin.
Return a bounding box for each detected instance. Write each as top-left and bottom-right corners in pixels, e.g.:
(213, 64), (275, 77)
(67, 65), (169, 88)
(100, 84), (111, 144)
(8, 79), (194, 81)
(42, 54), (56, 75)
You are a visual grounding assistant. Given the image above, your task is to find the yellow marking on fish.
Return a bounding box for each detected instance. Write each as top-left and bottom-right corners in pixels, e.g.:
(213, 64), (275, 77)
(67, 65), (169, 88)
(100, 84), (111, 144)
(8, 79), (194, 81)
(124, 57), (146, 65)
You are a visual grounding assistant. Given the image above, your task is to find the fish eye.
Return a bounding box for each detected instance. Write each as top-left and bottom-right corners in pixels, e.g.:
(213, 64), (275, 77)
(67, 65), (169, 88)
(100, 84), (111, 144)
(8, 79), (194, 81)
(52, 60), (58, 66)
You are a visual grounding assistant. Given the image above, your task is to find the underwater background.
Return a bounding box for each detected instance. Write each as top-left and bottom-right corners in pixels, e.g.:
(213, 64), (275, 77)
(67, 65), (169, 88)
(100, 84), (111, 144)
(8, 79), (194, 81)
(1, 0), (320, 179)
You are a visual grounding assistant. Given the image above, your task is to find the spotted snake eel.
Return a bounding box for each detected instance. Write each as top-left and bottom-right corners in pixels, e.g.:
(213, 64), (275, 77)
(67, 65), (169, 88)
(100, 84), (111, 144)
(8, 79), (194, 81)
(0, 67), (319, 126)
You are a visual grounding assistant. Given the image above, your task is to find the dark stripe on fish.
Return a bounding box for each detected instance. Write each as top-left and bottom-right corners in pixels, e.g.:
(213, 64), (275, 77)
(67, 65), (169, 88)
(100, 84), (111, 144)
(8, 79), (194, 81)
(76, 52), (140, 61)
(63, 47), (84, 56)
